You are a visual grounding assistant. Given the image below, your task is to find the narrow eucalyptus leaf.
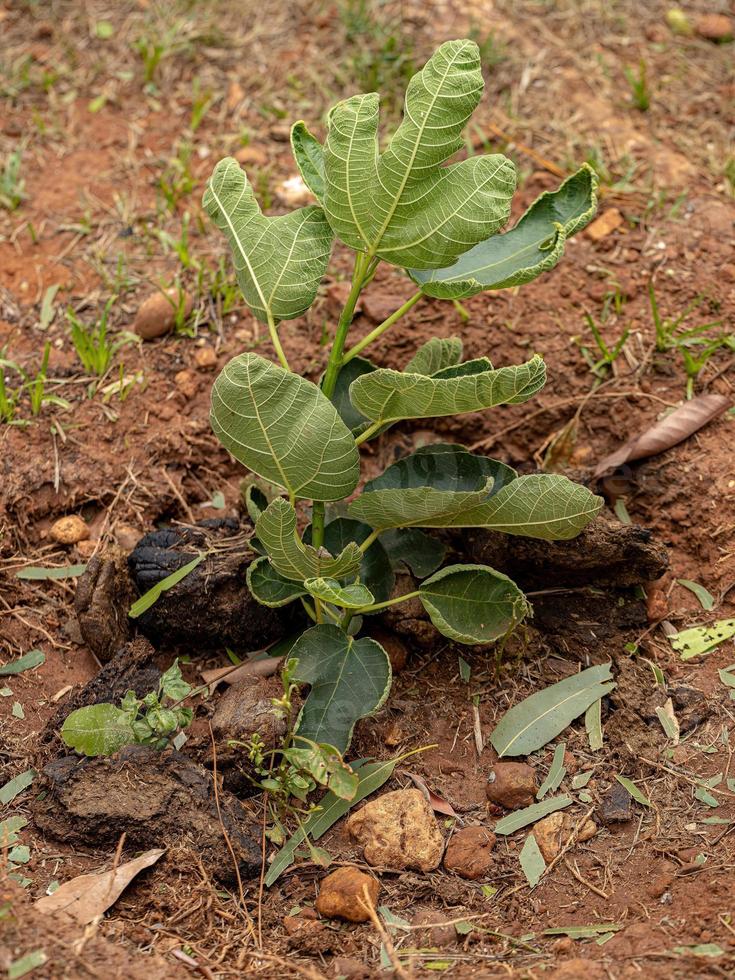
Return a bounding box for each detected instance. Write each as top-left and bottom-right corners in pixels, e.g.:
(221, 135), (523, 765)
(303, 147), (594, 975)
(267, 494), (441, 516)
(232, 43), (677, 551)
(129, 554), (204, 619)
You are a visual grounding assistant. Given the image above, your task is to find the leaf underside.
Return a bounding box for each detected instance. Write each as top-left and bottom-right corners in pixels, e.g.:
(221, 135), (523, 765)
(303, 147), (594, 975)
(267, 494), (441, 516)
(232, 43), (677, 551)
(203, 157), (332, 323)
(304, 517), (395, 607)
(409, 165), (599, 298)
(290, 121), (326, 201)
(246, 556), (308, 607)
(291, 625), (392, 753)
(211, 353), (360, 502)
(304, 577), (375, 608)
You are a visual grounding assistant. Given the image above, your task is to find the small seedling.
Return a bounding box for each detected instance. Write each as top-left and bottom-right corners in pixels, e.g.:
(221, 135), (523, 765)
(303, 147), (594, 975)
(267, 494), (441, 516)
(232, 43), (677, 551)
(60, 660), (193, 756)
(203, 39), (604, 759)
(576, 311), (630, 379)
(66, 298), (138, 377)
(0, 147), (26, 211)
(624, 59), (651, 111)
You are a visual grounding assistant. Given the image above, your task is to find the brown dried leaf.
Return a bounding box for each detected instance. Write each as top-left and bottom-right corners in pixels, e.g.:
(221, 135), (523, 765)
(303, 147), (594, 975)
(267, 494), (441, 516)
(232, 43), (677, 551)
(34, 848), (165, 924)
(404, 771), (458, 818)
(200, 656), (282, 689)
(594, 394), (730, 478)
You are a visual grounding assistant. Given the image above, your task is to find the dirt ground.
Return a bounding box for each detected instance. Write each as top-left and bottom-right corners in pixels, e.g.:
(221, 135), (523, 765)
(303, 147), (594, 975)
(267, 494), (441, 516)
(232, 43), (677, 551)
(1, 0), (735, 977)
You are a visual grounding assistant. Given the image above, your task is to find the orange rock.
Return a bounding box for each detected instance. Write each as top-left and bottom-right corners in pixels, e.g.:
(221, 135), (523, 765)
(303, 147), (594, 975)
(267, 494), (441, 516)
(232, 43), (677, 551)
(134, 289), (192, 340)
(486, 762), (537, 810)
(50, 515), (90, 545)
(315, 867), (379, 923)
(443, 826), (496, 879)
(586, 208), (624, 241)
(695, 14), (733, 42)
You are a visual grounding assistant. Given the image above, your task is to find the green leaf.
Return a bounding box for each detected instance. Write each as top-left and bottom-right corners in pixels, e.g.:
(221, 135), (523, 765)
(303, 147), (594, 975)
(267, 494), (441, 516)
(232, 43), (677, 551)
(129, 554), (204, 619)
(670, 620), (735, 659)
(331, 355), (377, 433)
(16, 564), (86, 580)
(211, 353), (360, 502)
(159, 659), (191, 701)
(615, 774), (652, 807)
(409, 165), (598, 298)
(362, 443), (517, 496)
(305, 517), (394, 606)
(203, 157), (332, 323)
(494, 794), (573, 835)
(519, 833), (546, 888)
(381, 527), (446, 578)
(8, 950), (48, 980)
(677, 579), (716, 611)
(418, 563), (529, 644)
(491, 663), (615, 757)
(60, 703), (135, 757)
(673, 944), (724, 958)
(321, 39), (516, 269)
(291, 625), (392, 753)
(265, 756), (398, 886)
(585, 698), (604, 752)
(537, 743), (567, 800)
(247, 556), (308, 606)
(0, 769), (35, 806)
(349, 355), (546, 427)
(0, 650), (45, 676)
(256, 498), (362, 582)
(0, 816), (27, 848)
(404, 337), (464, 376)
(544, 923), (624, 939)
(290, 121), (326, 202)
(304, 577), (375, 609)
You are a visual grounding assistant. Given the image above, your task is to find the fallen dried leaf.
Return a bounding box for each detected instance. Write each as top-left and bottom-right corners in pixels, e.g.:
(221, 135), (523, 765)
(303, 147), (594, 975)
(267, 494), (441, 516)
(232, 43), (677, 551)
(34, 848), (165, 924)
(594, 394), (731, 478)
(404, 771), (458, 818)
(200, 655), (282, 688)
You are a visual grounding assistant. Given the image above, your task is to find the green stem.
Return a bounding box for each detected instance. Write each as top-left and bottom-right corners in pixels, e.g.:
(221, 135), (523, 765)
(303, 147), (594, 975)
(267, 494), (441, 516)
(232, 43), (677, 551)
(355, 589), (420, 615)
(343, 290), (423, 363)
(267, 311), (290, 371)
(354, 421), (383, 447)
(358, 528), (381, 552)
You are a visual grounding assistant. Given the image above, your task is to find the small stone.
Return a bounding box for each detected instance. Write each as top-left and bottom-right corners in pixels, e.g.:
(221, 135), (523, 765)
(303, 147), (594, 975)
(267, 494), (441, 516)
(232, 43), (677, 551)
(647, 861), (676, 898)
(115, 524), (141, 551)
(411, 908), (456, 947)
(283, 910), (321, 936)
(331, 957), (371, 979)
(347, 788), (444, 871)
(598, 782), (633, 824)
(382, 721), (405, 748)
(443, 826), (496, 879)
(695, 14), (733, 42)
(486, 762), (537, 810)
(277, 175), (314, 207)
(235, 145), (268, 167)
(563, 750), (578, 775)
(369, 629), (408, 673)
(315, 867), (379, 923)
(50, 515), (90, 545)
(532, 811), (565, 863)
(586, 208), (624, 241)
(194, 346), (217, 370)
(76, 540), (97, 560)
(646, 584), (668, 622)
(134, 289), (192, 340)
(174, 369), (199, 399)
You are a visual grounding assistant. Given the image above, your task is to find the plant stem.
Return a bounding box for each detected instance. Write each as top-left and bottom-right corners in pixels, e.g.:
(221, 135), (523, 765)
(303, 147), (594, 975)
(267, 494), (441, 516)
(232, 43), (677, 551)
(354, 421), (383, 446)
(358, 528), (381, 552)
(355, 590), (421, 614)
(267, 311), (290, 371)
(343, 290), (423, 363)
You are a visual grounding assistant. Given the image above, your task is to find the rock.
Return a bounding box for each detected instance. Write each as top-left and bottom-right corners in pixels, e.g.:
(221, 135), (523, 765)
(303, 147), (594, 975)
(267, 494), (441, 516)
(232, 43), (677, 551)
(665, 8), (693, 35)
(533, 812), (597, 863)
(76, 539), (97, 559)
(486, 762), (537, 810)
(133, 289), (192, 340)
(646, 584), (668, 622)
(647, 861), (676, 899)
(276, 175), (313, 207)
(315, 867), (379, 923)
(74, 548), (135, 662)
(234, 145), (268, 167)
(368, 628), (408, 673)
(411, 908), (456, 946)
(174, 369), (199, 399)
(115, 523), (141, 551)
(282, 910), (333, 952)
(50, 515), (90, 545)
(193, 346), (218, 370)
(362, 290), (412, 324)
(443, 826), (496, 879)
(347, 788), (444, 871)
(598, 782), (633, 824)
(695, 14), (733, 42)
(32, 746), (262, 882)
(586, 208), (624, 241)
(331, 957), (371, 978)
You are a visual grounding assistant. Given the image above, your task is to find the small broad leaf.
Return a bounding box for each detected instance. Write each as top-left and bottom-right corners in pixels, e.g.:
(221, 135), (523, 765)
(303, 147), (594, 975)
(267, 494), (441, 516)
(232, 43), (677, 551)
(494, 794), (573, 835)
(321, 39), (516, 269)
(203, 157), (332, 323)
(669, 620), (735, 659)
(491, 663), (615, 757)
(677, 579), (715, 611)
(159, 659), (191, 701)
(290, 121), (325, 201)
(349, 355), (546, 427)
(0, 650), (45, 676)
(304, 517), (394, 606)
(381, 528), (446, 578)
(615, 774), (652, 807)
(247, 556), (308, 607)
(61, 704), (135, 757)
(519, 833), (546, 888)
(0, 769), (35, 806)
(211, 353), (360, 502)
(256, 498), (363, 582)
(419, 563), (529, 645)
(585, 698), (604, 752)
(129, 554), (204, 619)
(409, 165), (598, 298)
(363, 443), (517, 496)
(304, 577), (375, 609)
(404, 337), (464, 376)
(291, 624), (391, 753)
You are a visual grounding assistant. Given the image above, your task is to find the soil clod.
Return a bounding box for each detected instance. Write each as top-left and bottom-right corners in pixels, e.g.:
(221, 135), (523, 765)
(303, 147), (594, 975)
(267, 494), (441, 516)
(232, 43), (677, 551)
(315, 867), (380, 923)
(347, 788), (445, 871)
(486, 762), (538, 810)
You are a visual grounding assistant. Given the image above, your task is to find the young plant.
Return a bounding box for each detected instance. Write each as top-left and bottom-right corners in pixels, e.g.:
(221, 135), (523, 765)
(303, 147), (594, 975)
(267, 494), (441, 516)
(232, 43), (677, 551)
(204, 39), (604, 757)
(0, 147), (26, 211)
(60, 660), (193, 756)
(624, 59), (650, 112)
(66, 298), (137, 377)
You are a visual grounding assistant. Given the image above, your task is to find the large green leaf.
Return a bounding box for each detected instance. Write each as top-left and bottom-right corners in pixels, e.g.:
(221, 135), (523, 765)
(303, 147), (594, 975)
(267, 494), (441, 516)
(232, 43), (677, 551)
(381, 528), (446, 578)
(290, 121), (326, 202)
(419, 563), (529, 644)
(256, 498), (362, 582)
(364, 443), (517, 495)
(290, 625), (392, 753)
(203, 157), (332, 323)
(409, 165), (599, 298)
(305, 517), (394, 606)
(350, 470), (603, 539)
(321, 39), (516, 269)
(490, 663), (616, 757)
(330, 355), (377, 434)
(247, 556), (308, 607)
(304, 578), (374, 608)
(405, 337), (464, 376)
(211, 353), (360, 502)
(349, 355), (546, 426)
(61, 704), (135, 757)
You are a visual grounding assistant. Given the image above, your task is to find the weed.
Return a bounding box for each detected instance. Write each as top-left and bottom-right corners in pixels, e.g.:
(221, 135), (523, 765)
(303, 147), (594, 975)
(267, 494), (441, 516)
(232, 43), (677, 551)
(624, 59), (651, 111)
(576, 311), (630, 379)
(0, 148), (26, 211)
(66, 299), (138, 377)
